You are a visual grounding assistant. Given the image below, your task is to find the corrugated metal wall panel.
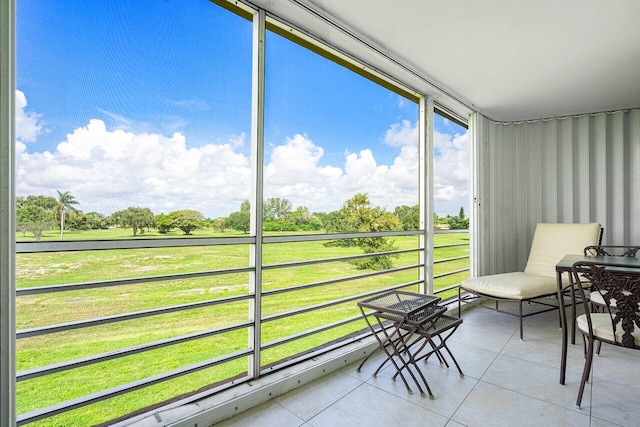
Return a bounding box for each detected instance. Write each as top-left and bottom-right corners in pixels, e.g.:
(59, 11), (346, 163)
(540, 119), (558, 221)
(513, 124), (528, 268)
(474, 108), (640, 275)
(629, 110), (640, 242)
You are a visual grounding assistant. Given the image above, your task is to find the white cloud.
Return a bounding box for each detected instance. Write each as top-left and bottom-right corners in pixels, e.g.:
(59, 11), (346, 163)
(16, 118), (251, 217)
(263, 134), (344, 212)
(264, 133), (418, 212)
(384, 119), (417, 147)
(15, 90), (45, 143)
(15, 92), (469, 218)
(433, 130), (470, 215)
(384, 119), (470, 215)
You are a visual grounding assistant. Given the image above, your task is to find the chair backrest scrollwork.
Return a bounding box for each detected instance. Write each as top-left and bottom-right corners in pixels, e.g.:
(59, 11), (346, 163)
(584, 245), (640, 258)
(572, 261), (640, 348)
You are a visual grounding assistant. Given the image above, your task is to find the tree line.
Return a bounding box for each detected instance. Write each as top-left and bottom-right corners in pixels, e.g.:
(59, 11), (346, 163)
(16, 191), (468, 242)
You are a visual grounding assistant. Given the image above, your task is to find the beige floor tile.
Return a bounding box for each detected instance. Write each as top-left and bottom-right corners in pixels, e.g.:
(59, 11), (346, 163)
(450, 322), (512, 352)
(215, 400), (304, 427)
(457, 305), (523, 336)
(274, 370), (364, 421)
(369, 362), (477, 419)
(590, 376), (640, 426)
(429, 339), (498, 380)
(341, 347), (397, 380)
(589, 417), (625, 427)
(307, 382), (449, 427)
(452, 381), (590, 427)
(211, 305), (640, 427)
(588, 345), (640, 389)
(501, 333), (587, 372)
(481, 353), (590, 412)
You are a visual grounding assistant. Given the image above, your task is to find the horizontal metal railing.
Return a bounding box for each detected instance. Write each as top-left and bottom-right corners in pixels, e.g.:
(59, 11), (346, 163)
(17, 293), (252, 339)
(263, 263), (422, 297)
(16, 266), (253, 296)
(262, 247), (420, 270)
(16, 236), (256, 253)
(15, 229), (469, 425)
(17, 321), (252, 382)
(18, 349), (254, 425)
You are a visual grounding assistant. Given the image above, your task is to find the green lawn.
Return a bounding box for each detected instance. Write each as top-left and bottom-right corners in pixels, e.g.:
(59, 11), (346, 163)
(16, 230), (469, 426)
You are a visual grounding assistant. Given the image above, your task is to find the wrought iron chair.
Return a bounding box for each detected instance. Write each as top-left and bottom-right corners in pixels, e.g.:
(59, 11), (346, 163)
(584, 246), (640, 258)
(459, 222), (602, 339)
(582, 246), (640, 353)
(584, 246), (640, 311)
(571, 261), (640, 407)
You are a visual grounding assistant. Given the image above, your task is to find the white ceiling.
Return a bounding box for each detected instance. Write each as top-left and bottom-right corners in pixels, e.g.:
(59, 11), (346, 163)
(250, 0), (640, 122)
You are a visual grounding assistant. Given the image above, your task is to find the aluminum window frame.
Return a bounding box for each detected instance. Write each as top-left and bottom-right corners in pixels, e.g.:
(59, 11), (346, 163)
(2, 0), (472, 424)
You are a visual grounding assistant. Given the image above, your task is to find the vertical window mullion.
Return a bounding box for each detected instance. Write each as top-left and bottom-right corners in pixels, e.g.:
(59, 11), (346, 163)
(0, 0), (16, 423)
(419, 95), (434, 294)
(249, 8), (266, 380)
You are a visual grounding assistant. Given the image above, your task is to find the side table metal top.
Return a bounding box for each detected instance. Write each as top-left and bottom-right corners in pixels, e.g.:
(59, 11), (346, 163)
(358, 290), (440, 316)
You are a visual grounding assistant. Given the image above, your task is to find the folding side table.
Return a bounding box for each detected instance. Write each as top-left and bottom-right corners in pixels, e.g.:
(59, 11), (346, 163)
(357, 290), (461, 398)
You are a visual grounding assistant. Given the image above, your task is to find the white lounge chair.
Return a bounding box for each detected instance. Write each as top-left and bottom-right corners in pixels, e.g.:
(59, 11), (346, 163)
(459, 222), (602, 339)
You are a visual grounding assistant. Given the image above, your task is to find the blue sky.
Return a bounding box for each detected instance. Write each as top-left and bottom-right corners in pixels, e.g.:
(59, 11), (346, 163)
(16, 0), (468, 218)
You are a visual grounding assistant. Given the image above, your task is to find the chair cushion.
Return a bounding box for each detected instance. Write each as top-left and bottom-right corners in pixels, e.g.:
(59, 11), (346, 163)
(524, 222), (602, 278)
(461, 272), (557, 300)
(577, 313), (640, 346)
(589, 291), (615, 307)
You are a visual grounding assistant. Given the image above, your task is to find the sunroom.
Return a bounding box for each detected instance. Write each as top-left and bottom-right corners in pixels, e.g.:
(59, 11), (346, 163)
(1, 0), (640, 426)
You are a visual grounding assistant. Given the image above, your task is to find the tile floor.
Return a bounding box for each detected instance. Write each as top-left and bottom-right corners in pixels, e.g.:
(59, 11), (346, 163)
(215, 302), (640, 427)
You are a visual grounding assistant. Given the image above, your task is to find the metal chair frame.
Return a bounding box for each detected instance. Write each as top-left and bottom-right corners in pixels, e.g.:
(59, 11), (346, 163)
(571, 261), (640, 407)
(577, 246), (640, 351)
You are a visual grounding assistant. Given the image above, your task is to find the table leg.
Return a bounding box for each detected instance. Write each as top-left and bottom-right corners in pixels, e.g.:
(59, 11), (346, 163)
(356, 307), (380, 372)
(358, 309), (419, 394)
(383, 323), (426, 396)
(557, 270), (568, 385)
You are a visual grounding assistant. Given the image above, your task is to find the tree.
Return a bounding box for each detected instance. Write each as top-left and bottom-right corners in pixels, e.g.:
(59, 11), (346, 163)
(56, 190), (79, 240)
(332, 193), (401, 270)
(319, 210), (348, 235)
(447, 215), (469, 230)
(18, 195), (57, 211)
(211, 217), (228, 233)
(155, 213), (173, 234)
(16, 204), (54, 241)
(119, 207), (155, 236)
(263, 197), (292, 222)
(84, 212), (107, 230)
(228, 210), (250, 233)
(339, 193), (401, 233)
(169, 209), (203, 235)
(227, 201), (251, 234)
(459, 206), (465, 220)
(394, 205), (419, 231)
(65, 210), (89, 230)
(16, 195), (57, 240)
(288, 206), (322, 231)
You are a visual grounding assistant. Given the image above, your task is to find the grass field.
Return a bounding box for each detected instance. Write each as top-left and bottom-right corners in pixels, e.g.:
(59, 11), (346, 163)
(16, 230), (469, 426)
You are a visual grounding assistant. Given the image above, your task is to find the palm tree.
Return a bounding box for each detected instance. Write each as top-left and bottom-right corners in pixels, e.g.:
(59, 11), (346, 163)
(57, 190), (79, 240)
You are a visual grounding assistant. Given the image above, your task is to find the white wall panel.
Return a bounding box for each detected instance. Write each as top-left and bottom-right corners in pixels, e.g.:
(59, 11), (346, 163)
(629, 110), (640, 241)
(474, 109), (640, 275)
(544, 120), (560, 222)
